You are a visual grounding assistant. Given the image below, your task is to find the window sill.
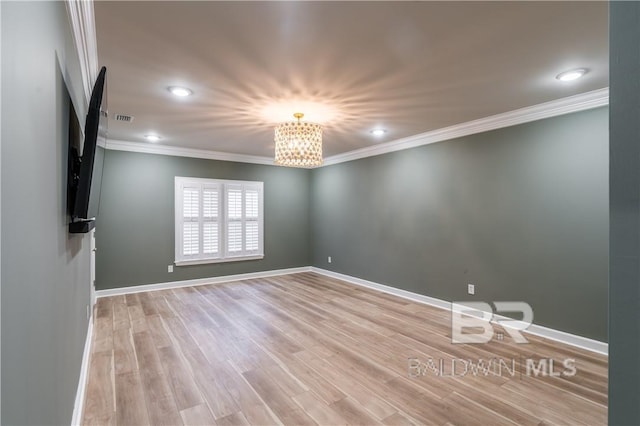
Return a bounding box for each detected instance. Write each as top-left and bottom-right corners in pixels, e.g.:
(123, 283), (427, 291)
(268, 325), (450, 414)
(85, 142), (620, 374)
(175, 255), (264, 267)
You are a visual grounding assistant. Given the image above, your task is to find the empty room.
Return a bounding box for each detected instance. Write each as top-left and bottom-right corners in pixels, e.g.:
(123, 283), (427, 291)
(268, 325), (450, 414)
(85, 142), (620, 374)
(1, 1), (639, 425)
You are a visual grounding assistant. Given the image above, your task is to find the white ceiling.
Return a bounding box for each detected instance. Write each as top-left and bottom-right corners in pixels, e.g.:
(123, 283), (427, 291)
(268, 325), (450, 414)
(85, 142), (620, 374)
(95, 1), (608, 158)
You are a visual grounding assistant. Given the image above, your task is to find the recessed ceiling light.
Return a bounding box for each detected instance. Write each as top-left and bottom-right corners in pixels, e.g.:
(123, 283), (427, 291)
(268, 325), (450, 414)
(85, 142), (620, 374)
(556, 68), (588, 82)
(168, 86), (193, 97)
(370, 128), (387, 136)
(144, 134), (161, 142)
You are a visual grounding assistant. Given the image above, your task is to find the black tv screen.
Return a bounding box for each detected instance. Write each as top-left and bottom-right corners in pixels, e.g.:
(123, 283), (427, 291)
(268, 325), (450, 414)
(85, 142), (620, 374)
(69, 66), (107, 234)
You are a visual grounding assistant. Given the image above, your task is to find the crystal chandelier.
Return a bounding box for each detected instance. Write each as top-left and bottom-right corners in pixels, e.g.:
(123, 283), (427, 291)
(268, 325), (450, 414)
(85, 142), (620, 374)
(274, 113), (323, 168)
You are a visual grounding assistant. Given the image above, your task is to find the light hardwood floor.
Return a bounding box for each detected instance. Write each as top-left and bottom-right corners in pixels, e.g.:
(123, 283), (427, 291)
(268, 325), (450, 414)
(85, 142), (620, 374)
(82, 272), (607, 425)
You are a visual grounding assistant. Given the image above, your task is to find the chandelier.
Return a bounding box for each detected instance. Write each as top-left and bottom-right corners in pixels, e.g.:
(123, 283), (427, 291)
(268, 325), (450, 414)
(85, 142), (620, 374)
(274, 112), (323, 168)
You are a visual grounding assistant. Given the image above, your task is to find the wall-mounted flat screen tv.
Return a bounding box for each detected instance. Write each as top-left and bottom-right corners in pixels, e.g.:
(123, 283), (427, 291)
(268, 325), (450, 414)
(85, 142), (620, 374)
(68, 66), (107, 234)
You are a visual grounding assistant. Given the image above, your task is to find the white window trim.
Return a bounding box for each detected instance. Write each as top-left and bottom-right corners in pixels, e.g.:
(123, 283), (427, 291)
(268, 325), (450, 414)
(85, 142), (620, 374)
(175, 177), (264, 266)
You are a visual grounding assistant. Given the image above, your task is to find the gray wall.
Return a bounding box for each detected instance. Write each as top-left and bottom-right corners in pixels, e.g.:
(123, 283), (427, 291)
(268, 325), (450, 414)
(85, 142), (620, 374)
(609, 2), (640, 424)
(1, 2), (92, 424)
(311, 107), (609, 342)
(96, 151), (311, 290)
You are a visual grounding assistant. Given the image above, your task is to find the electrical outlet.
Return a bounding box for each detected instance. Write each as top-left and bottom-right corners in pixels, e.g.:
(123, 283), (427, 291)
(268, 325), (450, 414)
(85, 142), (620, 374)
(328, 256), (332, 263)
(467, 284), (475, 295)
(168, 265), (174, 273)
(86, 305), (90, 320)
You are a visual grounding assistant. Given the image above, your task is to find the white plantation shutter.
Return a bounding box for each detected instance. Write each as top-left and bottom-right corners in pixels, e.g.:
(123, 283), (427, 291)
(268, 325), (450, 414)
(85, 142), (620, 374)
(183, 222), (199, 255)
(181, 186), (200, 256)
(224, 183), (263, 258)
(175, 177), (263, 265)
(203, 188), (219, 218)
(245, 221), (259, 251)
(183, 188), (199, 218)
(202, 186), (220, 255)
(226, 186), (243, 255)
(227, 188), (242, 219)
(246, 190), (259, 218)
(203, 222), (219, 254)
(244, 188), (260, 253)
(227, 222), (243, 253)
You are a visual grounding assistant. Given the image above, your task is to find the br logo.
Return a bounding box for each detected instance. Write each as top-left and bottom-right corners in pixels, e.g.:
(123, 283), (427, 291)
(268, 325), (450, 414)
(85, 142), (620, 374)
(451, 302), (533, 344)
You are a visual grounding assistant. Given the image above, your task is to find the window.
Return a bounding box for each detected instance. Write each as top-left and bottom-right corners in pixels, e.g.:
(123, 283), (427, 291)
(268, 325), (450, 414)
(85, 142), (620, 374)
(175, 177), (263, 265)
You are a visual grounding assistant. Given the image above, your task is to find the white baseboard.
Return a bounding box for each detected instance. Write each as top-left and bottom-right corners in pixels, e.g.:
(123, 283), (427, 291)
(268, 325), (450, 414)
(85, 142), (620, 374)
(95, 266), (312, 298)
(524, 321), (608, 355)
(310, 267), (608, 356)
(71, 314), (94, 426)
(92, 265), (607, 355)
(310, 267), (452, 311)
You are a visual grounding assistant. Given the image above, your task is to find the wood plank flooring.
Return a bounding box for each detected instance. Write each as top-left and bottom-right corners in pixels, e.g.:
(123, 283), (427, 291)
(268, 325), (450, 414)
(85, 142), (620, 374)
(82, 272), (607, 425)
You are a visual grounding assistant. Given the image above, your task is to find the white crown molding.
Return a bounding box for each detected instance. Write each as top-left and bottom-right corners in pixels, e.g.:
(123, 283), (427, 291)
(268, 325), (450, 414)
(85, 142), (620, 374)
(70, 314), (93, 426)
(100, 89), (608, 168)
(65, 0), (99, 107)
(323, 88), (610, 166)
(102, 139), (276, 166)
(95, 266), (312, 298)
(310, 267), (608, 355)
